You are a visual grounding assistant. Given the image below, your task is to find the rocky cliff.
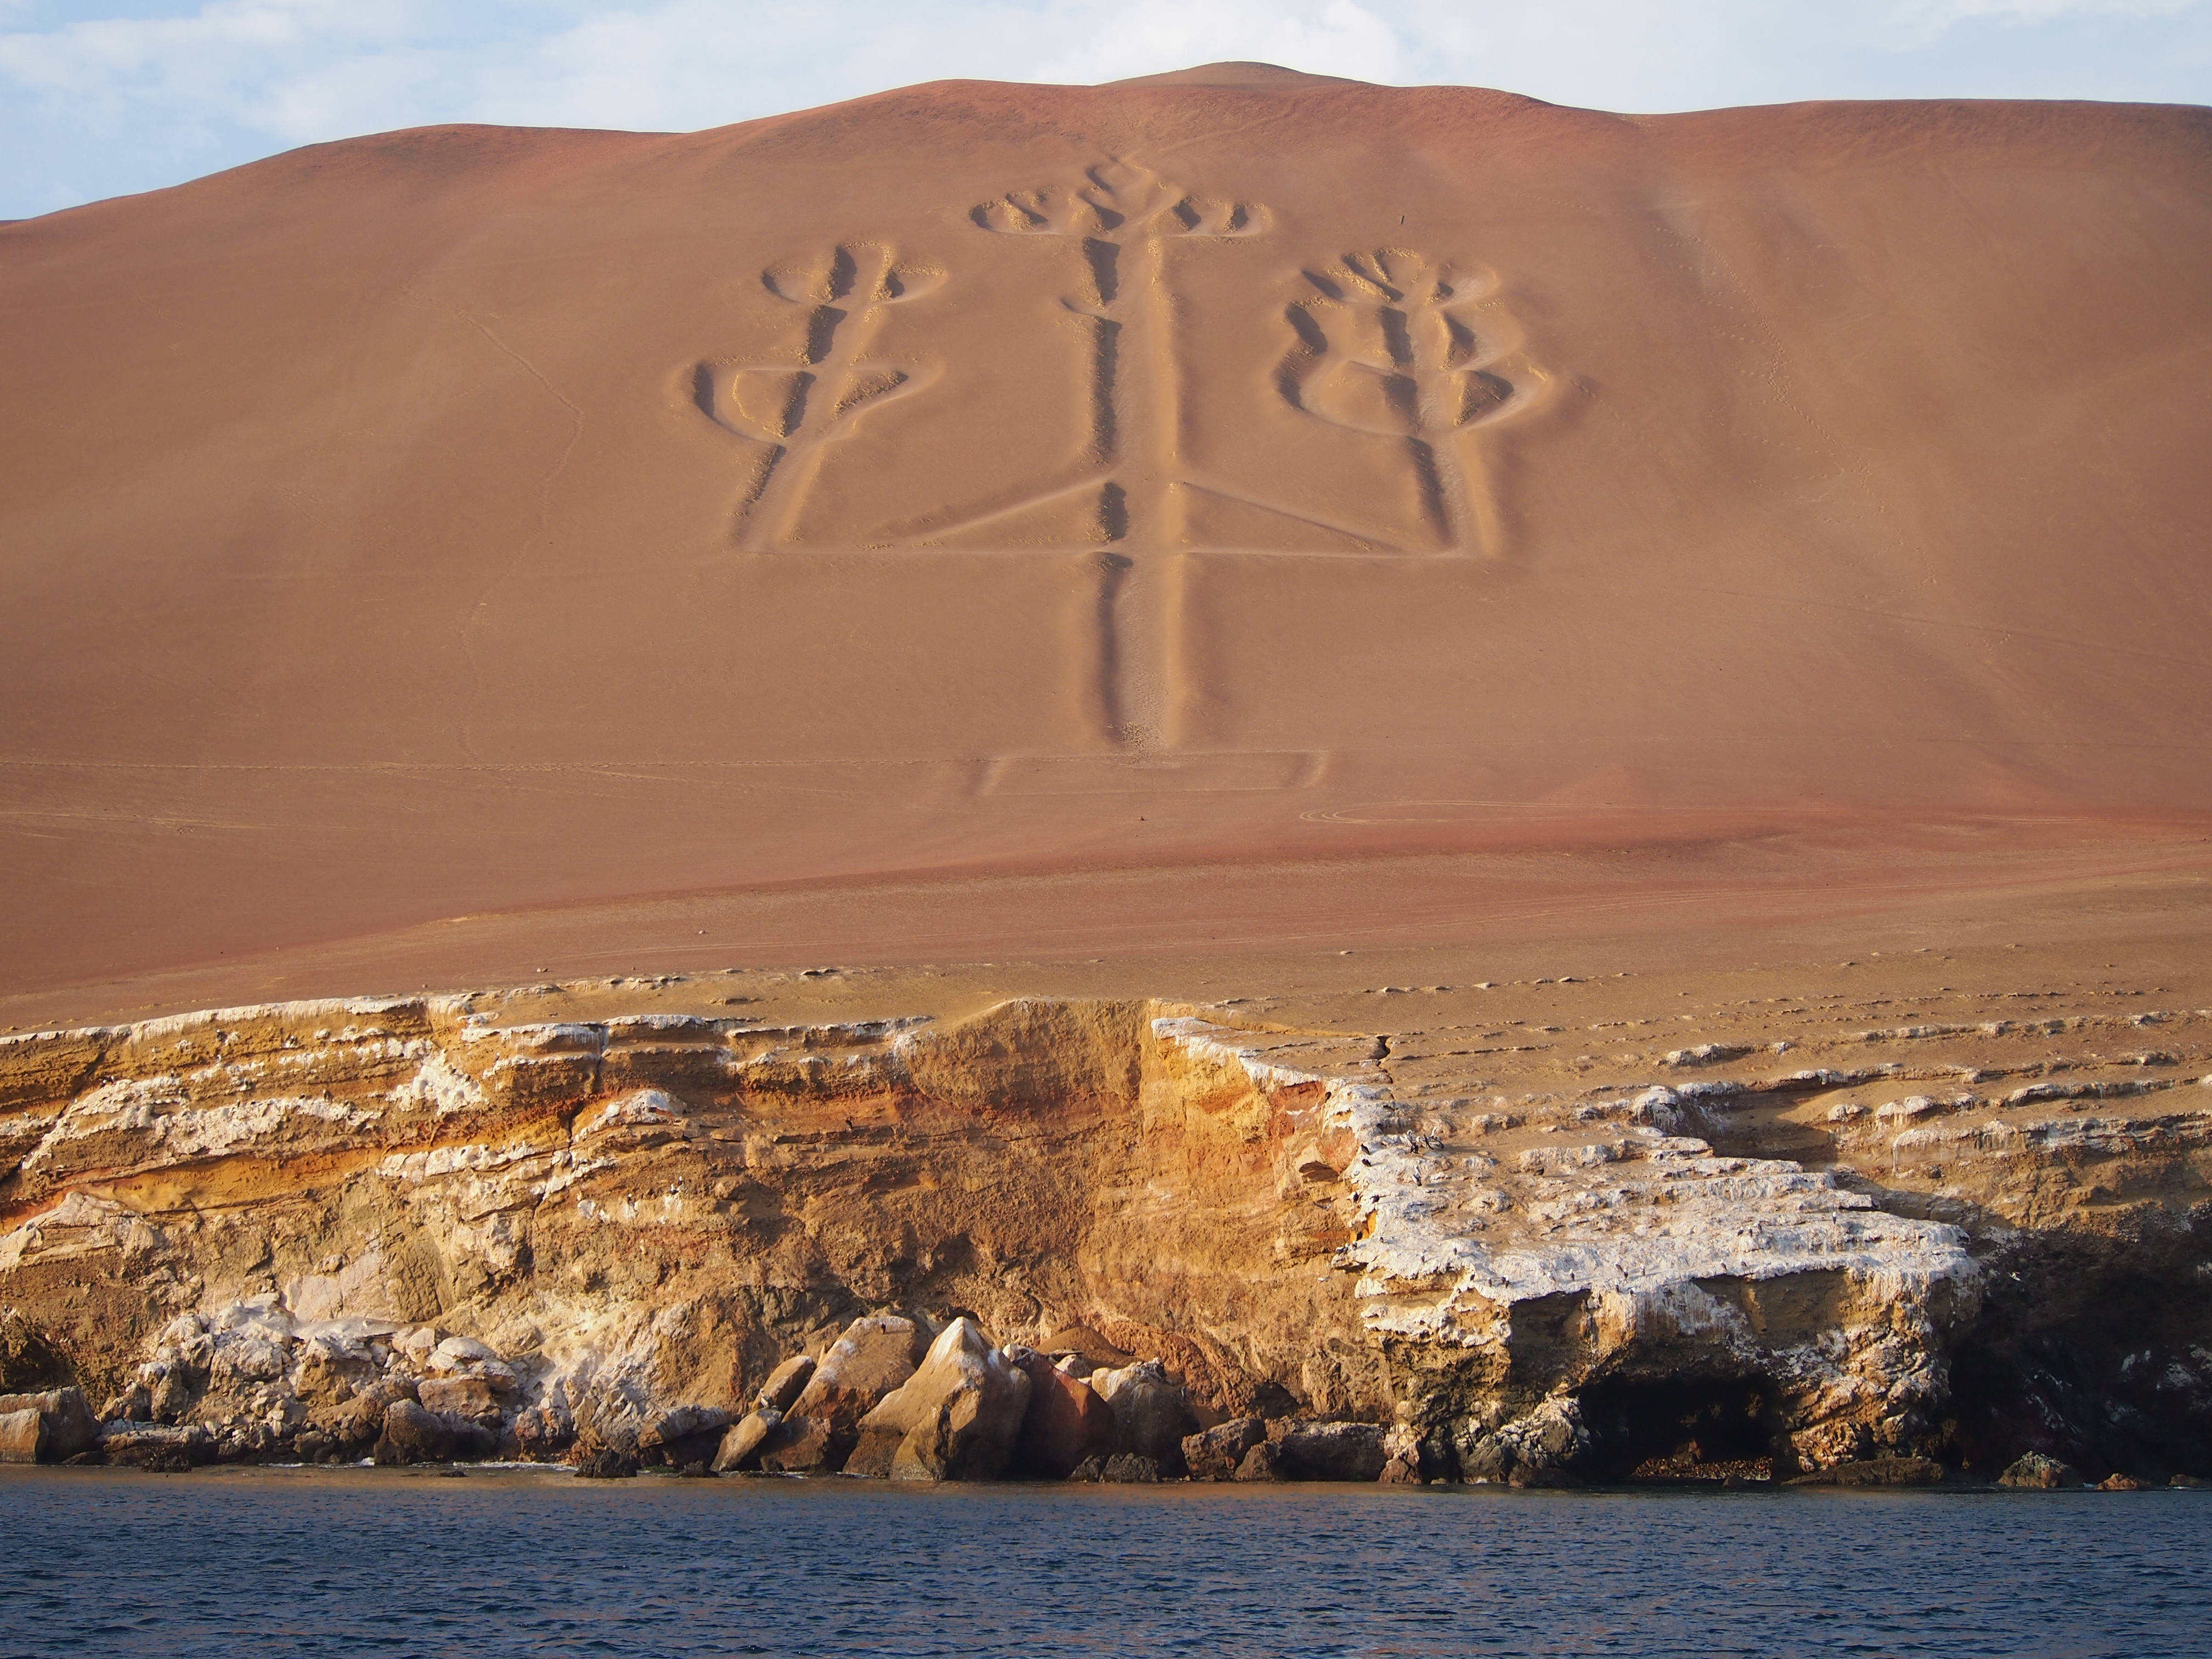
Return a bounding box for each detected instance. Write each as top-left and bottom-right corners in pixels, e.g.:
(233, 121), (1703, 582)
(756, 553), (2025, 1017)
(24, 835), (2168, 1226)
(2, 987), (2207, 1483)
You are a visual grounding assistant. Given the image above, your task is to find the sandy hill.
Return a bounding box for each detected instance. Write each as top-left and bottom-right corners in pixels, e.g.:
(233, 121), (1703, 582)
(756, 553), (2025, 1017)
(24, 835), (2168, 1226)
(2, 67), (2210, 1012)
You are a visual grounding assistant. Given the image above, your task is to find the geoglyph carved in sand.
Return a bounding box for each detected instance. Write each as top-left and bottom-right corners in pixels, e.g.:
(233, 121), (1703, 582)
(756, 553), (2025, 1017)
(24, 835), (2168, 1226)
(691, 243), (944, 553)
(690, 166), (1548, 746)
(936, 157), (1271, 552)
(950, 160), (1272, 744)
(1282, 249), (1550, 558)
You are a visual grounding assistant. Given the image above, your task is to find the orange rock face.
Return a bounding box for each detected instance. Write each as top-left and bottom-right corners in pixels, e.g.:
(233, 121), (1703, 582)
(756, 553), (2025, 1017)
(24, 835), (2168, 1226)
(2, 979), (2207, 1478)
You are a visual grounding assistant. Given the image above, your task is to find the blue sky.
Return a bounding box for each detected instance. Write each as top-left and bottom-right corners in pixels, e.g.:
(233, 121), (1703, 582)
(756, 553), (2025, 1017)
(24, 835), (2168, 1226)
(4, 1), (2209, 219)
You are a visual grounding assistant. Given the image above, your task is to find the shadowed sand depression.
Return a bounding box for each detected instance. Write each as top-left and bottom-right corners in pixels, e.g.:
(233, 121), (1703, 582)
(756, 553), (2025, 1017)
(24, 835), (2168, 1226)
(2, 63), (2209, 1014)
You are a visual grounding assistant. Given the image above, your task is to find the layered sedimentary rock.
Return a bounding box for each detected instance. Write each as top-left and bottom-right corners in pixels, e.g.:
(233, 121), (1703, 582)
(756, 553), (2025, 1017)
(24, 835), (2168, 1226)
(1, 988), (2206, 1481)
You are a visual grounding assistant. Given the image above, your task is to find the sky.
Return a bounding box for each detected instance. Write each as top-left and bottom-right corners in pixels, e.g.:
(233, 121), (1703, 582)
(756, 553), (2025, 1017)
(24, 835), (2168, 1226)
(4, 1), (2210, 219)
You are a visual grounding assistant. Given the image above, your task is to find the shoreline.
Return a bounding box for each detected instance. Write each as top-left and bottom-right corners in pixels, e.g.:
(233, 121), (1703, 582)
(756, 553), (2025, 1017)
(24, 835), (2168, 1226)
(9, 1459), (2207, 1494)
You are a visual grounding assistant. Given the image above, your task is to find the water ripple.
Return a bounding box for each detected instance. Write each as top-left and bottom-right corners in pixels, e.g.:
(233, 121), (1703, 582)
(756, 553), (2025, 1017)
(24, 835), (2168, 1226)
(1, 1469), (2208, 1658)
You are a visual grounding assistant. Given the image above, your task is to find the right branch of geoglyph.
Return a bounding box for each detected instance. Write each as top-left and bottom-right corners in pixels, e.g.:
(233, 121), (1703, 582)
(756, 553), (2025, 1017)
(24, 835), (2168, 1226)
(1282, 249), (1546, 556)
(693, 242), (943, 550)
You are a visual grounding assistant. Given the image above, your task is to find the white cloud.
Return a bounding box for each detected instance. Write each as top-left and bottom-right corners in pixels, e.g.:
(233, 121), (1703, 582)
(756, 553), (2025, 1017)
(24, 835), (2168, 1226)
(1876, 0), (2200, 47)
(1896, 0), (2195, 19)
(3, 0), (2208, 218)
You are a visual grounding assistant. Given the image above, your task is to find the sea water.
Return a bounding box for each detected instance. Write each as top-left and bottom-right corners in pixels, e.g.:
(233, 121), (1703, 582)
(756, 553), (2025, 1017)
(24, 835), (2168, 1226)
(3, 1466), (2207, 1657)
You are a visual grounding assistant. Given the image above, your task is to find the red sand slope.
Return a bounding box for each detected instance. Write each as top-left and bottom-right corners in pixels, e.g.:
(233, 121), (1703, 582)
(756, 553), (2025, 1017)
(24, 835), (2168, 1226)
(3, 65), (2209, 997)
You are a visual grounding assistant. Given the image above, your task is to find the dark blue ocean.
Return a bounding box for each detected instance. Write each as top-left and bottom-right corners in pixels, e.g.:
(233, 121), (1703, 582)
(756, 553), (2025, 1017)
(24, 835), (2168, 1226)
(3, 1468), (2207, 1657)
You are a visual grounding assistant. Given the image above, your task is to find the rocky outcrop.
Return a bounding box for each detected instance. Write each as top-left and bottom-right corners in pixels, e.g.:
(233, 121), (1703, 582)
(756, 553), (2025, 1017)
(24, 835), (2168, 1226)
(1452, 1397), (1593, 1487)
(845, 1317), (1030, 1481)
(1997, 1452), (2081, 1489)
(302, 1393), (385, 1460)
(374, 1398), (459, 1465)
(0, 989), (2205, 1483)
(760, 1315), (929, 1473)
(1232, 1442), (1283, 1481)
(1272, 1420), (1391, 1483)
(755, 1356), (815, 1415)
(711, 1409), (780, 1473)
(1378, 1424), (1425, 1483)
(1184, 1416), (1267, 1481)
(1069, 1452), (1161, 1483)
(639, 1404), (730, 1470)
(709, 1353), (814, 1471)
(1788, 1457), (1945, 1487)
(0, 1386), (97, 1463)
(98, 1422), (211, 1470)
(0, 1406), (41, 1463)
(1008, 1350), (1115, 1477)
(1090, 1359), (1201, 1475)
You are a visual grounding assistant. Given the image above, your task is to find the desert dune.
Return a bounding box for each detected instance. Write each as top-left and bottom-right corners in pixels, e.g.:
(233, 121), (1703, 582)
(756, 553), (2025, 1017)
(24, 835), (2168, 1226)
(2, 63), (2209, 1014)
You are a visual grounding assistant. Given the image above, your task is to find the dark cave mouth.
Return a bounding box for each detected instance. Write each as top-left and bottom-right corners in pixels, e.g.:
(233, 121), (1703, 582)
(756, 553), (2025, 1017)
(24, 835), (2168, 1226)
(1577, 1373), (1785, 1481)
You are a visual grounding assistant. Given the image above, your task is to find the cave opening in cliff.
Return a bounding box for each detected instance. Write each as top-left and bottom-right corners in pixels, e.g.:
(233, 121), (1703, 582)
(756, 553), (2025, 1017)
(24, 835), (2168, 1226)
(1577, 1372), (1784, 1481)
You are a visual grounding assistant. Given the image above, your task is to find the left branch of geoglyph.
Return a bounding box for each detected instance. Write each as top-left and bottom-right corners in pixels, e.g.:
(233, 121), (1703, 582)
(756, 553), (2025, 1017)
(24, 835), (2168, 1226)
(693, 242), (943, 549)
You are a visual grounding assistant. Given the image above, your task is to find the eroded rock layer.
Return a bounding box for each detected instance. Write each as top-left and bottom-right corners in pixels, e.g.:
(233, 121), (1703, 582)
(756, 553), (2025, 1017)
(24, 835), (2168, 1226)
(2, 989), (2207, 1482)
